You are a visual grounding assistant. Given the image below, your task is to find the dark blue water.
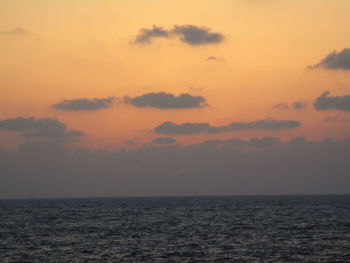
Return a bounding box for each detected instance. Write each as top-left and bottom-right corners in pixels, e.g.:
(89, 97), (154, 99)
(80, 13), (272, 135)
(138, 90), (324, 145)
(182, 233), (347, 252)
(0, 196), (349, 262)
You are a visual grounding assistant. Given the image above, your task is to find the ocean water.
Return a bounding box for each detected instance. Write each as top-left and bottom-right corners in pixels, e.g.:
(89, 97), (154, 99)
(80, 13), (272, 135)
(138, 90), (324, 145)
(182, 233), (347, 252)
(0, 196), (349, 262)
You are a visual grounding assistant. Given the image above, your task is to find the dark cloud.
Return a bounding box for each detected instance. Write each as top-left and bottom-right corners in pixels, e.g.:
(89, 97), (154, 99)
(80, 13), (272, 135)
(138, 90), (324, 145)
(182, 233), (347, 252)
(172, 25), (224, 45)
(0, 117), (84, 141)
(134, 25), (169, 44)
(1, 137), (350, 198)
(133, 25), (224, 46)
(52, 97), (115, 111)
(309, 49), (350, 70)
(292, 101), (306, 110)
(1, 27), (27, 36)
(152, 137), (177, 145)
(154, 122), (213, 134)
(124, 92), (206, 109)
(314, 91), (350, 111)
(154, 119), (301, 135)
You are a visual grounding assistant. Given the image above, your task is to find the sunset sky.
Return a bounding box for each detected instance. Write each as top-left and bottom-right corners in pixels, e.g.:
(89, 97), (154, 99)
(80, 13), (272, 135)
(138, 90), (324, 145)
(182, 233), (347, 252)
(1, 0), (350, 198)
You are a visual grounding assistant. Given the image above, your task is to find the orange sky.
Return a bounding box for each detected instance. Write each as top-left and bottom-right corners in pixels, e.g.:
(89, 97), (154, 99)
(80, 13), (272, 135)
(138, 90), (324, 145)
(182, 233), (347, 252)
(1, 0), (350, 149)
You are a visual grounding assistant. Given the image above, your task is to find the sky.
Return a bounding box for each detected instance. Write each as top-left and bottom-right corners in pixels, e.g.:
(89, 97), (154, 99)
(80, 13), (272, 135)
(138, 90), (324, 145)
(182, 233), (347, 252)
(1, 0), (350, 198)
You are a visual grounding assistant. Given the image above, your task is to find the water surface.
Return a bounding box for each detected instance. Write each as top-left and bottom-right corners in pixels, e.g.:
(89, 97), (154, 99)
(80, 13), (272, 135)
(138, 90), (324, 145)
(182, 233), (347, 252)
(1, 195), (349, 262)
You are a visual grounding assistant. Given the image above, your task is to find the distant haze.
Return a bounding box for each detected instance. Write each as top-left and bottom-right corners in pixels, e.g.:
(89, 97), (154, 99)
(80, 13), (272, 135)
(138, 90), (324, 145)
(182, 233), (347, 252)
(1, 137), (349, 198)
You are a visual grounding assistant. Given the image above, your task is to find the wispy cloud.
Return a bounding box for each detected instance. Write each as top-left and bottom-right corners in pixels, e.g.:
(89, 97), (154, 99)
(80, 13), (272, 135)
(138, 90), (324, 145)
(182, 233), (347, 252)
(323, 116), (350, 123)
(52, 97), (115, 111)
(152, 137), (177, 144)
(274, 101), (306, 110)
(154, 119), (301, 135)
(292, 101), (306, 110)
(1, 27), (28, 36)
(206, 56), (225, 62)
(133, 25), (169, 44)
(273, 103), (289, 110)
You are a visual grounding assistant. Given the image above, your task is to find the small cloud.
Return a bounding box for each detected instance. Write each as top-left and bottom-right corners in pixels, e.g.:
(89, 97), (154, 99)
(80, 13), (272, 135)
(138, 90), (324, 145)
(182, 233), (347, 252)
(124, 92), (206, 109)
(206, 56), (225, 62)
(314, 91), (350, 111)
(155, 122), (212, 134)
(273, 103), (289, 110)
(207, 137), (280, 149)
(188, 86), (204, 93)
(154, 119), (301, 135)
(229, 119), (301, 131)
(309, 49), (350, 70)
(133, 25), (169, 44)
(52, 97), (115, 111)
(152, 137), (177, 144)
(172, 25), (224, 45)
(1, 27), (28, 36)
(132, 24), (224, 46)
(274, 102), (306, 110)
(323, 116), (349, 123)
(122, 139), (136, 145)
(292, 101), (306, 110)
(0, 117), (84, 141)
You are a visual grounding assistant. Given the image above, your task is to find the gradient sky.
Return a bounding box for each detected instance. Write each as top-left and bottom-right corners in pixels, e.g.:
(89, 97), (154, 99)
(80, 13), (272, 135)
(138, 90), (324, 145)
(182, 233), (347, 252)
(1, 0), (350, 198)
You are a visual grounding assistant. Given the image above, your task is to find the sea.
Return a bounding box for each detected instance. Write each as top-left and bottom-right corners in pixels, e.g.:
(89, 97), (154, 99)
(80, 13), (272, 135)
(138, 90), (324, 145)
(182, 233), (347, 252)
(0, 195), (349, 262)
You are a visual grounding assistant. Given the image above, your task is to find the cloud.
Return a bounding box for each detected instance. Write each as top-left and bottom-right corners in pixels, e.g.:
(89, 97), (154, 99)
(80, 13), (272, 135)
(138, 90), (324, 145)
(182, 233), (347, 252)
(172, 25), (224, 45)
(201, 137), (280, 149)
(206, 56), (225, 62)
(274, 102), (306, 110)
(292, 101), (306, 110)
(133, 24), (224, 46)
(228, 119), (300, 130)
(246, 137), (280, 148)
(152, 137), (177, 145)
(154, 119), (301, 135)
(0, 117), (84, 141)
(154, 122), (213, 134)
(273, 103), (289, 110)
(323, 116), (350, 123)
(309, 49), (350, 70)
(122, 139), (136, 145)
(124, 92), (206, 109)
(1, 27), (27, 36)
(314, 91), (350, 111)
(133, 25), (169, 44)
(52, 97), (115, 111)
(1, 137), (350, 198)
